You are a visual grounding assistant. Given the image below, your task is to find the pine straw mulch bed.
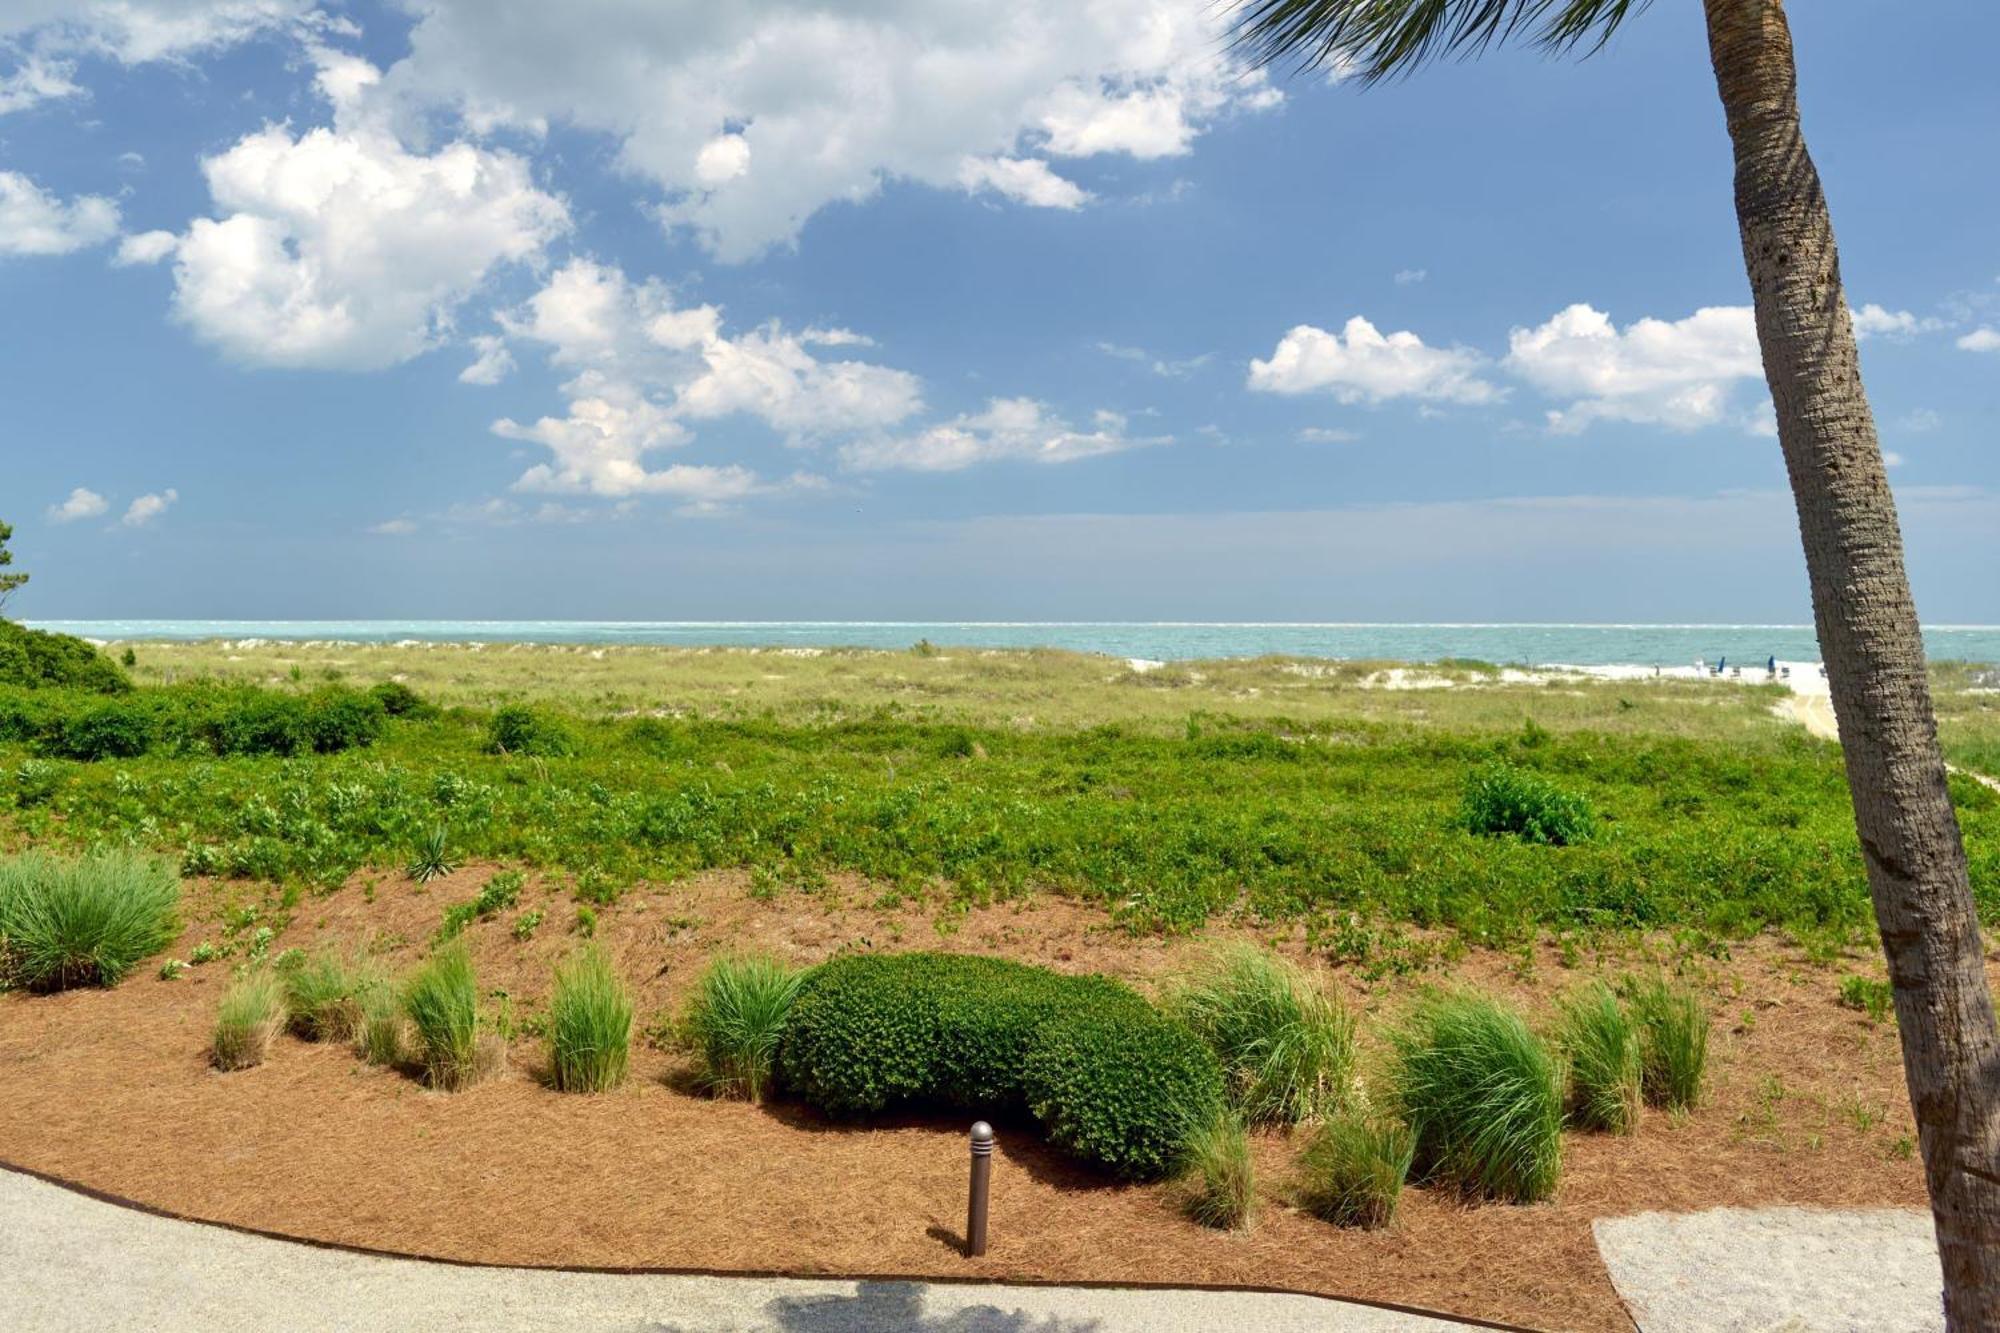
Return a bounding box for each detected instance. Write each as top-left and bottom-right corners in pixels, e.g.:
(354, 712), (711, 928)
(0, 866), (1952, 1332)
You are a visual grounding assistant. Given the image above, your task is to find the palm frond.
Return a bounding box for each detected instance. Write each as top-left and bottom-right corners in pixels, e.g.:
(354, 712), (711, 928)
(1229, 0), (1648, 83)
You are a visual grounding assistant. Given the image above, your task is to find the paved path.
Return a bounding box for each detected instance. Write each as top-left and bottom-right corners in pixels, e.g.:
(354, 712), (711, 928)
(1595, 1207), (1942, 1333)
(1774, 687), (2000, 795)
(0, 1167), (1484, 1333)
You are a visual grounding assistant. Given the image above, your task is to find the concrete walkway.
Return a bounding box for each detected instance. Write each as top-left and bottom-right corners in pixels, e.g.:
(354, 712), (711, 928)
(1595, 1207), (1943, 1333)
(0, 1167), (1484, 1333)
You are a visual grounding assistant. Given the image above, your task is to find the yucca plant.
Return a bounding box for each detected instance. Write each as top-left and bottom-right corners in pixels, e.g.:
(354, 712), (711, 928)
(1389, 991), (1563, 1204)
(404, 943), (482, 1089)
(1172, 944), (1355, 1125)
(683, 953), (805, 1101)
(211, 969), (284, 1071)
(1627, 975), (1710, 1112)
(0, 850), (180, 990)
(1558, 982), (1642, 1134)
(1178, 1113), (1256, 1230)
(1295, 1113), (1415, 1230)
(405, 825), (455, 885)
(547, 944), (633, 1093)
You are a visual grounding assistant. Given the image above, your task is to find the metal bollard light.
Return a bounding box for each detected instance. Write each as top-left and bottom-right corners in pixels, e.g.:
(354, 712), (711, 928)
(966, 1121), (994, 1257)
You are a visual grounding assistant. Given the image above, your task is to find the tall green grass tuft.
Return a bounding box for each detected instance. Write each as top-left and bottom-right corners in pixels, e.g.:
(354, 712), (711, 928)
(211, 969), (284, 1071)
(1178, 1114), (1255, 1230)
(1171, 945), (1355, 1125)
(1461, 761), (1596, 845)
(1295, 1114), (1415, 1229)
(548, 944), (632, 1092)
(1628, 975), (1710, 1111)
(0, 850), (180, 990)
(684, 953), (804, 1102)
(1557, 983), (1642, 1134)
(357, 980), (404, 1066)
(404, 943), (484, 1090)
(280, 949), (370, 1042)
(1389, 991), (1563, 1204)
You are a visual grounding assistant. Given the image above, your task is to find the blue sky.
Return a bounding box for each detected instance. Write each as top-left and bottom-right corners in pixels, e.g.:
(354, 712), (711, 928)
(1, 0), (1995, 622)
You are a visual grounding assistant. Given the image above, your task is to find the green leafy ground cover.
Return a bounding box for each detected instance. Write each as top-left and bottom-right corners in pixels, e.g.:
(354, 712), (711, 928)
(3, 646), (1994, 946)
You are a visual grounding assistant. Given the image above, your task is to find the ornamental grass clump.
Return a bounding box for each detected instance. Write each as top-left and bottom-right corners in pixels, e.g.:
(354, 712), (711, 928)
(357, 981), (404, 1067)
(211, 969), (284, 1071)
(1178, 1114), (1255, 1230)
(1171, 945), (1355, 1125)
(548, 945), (632, 1093)
(0, 850), (180, 990)
(1389, 991), (1563, 1204)
(1557, 983), (1643, 1134)
(684, 953), (805, 1102)
(404, 943), (484, 1090)
(1628, 975), (1710, 1112)
(281, 948), (370, 1042)
(1295, 1114), (1415, 1230)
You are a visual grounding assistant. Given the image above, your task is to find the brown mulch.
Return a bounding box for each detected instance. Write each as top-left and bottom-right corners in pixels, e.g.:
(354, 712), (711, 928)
(0, 867), (1949, 1333)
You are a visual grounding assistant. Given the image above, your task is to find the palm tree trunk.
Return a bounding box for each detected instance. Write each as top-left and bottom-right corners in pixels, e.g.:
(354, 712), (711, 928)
(1702, 1), (2000, 1322)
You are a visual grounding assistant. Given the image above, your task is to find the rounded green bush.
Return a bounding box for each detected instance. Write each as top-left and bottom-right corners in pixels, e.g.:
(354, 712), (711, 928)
(486, 704), (577, 757)
(1461, 760), (1596, 846)
(45, 700), (155, 761)
(303, 687), (386, 754)
(367, 680), (429, 717)
(213, 693), (311, 757)
(779, 951), (1218, 1179)
(1022, 1006), (1224, 1179)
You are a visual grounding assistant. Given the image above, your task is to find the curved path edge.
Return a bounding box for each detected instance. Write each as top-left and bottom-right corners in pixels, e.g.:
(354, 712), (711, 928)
(0, 1160), (1506, 1333)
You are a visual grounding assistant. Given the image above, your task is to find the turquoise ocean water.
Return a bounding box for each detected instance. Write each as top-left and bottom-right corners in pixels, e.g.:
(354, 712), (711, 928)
(28, 621), (2000, 666)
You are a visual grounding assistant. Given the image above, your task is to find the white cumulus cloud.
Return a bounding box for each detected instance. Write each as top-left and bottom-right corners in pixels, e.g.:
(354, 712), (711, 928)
(0, 170), (120, 255)
(112, 228), (178, 266)
(371, 0), (1277, 260)
(1958, 328), (2000, 353)
(840, 399), (1157, 473)
(1248, 317), (1499, 406)
(0, 1), (323, 113)
(1503, 303), (1765, 434)
(458, 334), (515, 386)
(153, 54), (569, 370)
(121, 488), (178, 526)
(46, 487), (108, 522)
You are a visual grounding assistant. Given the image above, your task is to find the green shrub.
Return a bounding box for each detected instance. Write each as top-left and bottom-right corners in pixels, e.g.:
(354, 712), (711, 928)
(685, 953), (806, 1101)
(1558, 983), (1642, 1134)
(1628, 976), (1710, 1110)
(548, 945), (632, 1092)
(44, 700), (155, 760)
(213, 693), (310, 757)
(781, 951), (1220, 1179)
(0, 850), (180, 990)
(780, 952), (1139, 1115)
(1178, 1114), (1255, 1229)
(303, 687), (386, 754)
(1838, 974), (1894, 1024)
(1172, 945), (1354, 1124)
(0, 620), (130, 693)
(357, 982), (404, 1066)
(1462, 761), (1596, 845)
(212, 970), (284, 1070)
(1021, 1005), (1224, 1180)
(486, 705), (576, 757)
(1295, 1114), (1415, 1229)
(404, 943), (483, 1090)
(368, 680), (429, 716)
(1388, 991), (1563, 1203)
(281, 949), (369, 1042)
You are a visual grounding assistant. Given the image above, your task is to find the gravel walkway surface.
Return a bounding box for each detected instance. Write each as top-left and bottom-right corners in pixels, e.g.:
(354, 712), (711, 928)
(1593, 1206), (1944, 1333)
(1, 1167), (1483, 1333)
